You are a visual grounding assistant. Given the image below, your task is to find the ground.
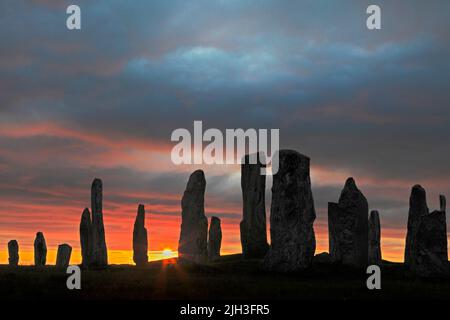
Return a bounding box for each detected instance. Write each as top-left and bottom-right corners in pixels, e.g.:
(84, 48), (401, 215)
(1, 254), (449, 300)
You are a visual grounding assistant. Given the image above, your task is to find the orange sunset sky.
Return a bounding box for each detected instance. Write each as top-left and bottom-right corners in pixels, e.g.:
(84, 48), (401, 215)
(1, 1), (450, 265)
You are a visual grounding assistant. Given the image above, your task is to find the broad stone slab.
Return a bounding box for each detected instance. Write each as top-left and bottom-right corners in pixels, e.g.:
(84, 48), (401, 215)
(263, 150), (316, 272)
(328, 177), (368, 268)
(8, 240), (19, 266)
(133, 204), (148, 266)
(56, 244), (72, 269)
(208, 216), (222, 261)
(34, 232), (47, 266)
(178, 170), (208, 263)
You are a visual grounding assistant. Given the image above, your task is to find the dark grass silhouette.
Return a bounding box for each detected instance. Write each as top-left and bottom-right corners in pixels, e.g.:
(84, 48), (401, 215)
(1, 254), (449, 300)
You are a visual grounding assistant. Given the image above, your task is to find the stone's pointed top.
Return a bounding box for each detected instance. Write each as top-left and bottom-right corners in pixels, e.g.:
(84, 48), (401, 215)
(36, 231), (44, 238)
(344, 177), (357, 190)
(439, 195), (446, 212)
(138, 204), (145, 211)
(186, 170), (206, 191)
(409, 184), (428, 216)
(82, 208), (90, 218)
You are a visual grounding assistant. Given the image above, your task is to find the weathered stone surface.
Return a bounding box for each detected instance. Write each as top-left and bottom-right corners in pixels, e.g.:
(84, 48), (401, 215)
(208, 216), (222, 261)
(8, 240), (19, 266)
(368, 210), (382, 265)
(56, 244), (72, 269)
(328, 178), (368, 268)
(91, 178), (108, 267)
(80, 208), (93, 267)
(240, 153), (268, 259)
(405, 186), (448, 277)
(133, 204), (148, 266)
(34, 232), (47, 266)
(178, 170), (208, 263)
(263, 150), (316, 272)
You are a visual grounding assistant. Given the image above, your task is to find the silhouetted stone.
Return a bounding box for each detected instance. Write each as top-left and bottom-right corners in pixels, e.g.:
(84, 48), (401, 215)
(405, 187), (448, 276)
(368, 210), (382, 265)
(240, 153), (268, 259)
(91, 178), (108, 267)
(328, 178), (368, 268)
(133, 204), (148, 266)
(263, 150), (316, 272)
(8, 240), (19, 266)
(208, 216), (222, 261)
(313, 252), (332, 264)
(34, 232), (47, 266)
(178, 170), (208, 263)
(80, 208), (93, 267)
(56, 244), (72, 269)
(405, 185), (428, 266)
(440, 195), (446, 212)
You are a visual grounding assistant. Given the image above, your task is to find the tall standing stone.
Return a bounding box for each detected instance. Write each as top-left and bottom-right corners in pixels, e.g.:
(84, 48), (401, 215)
(56, 244), (72, 269)
(404, 185), (428, 266)
(91, 178), (108, 267)
(34, 232), (47, 266)
(368, 210), (382, 265)
(263, 150), (316, 272)
(178, 170), (208, 263)
(328, 178), (369, 268)
(133, 204), (148, 266)
(240, 153), (268, 259)
(80, 208), (93, 267)
(405, 186), (448, 276)
(8, 240), (19, 266)
(208, 216), (222, 261)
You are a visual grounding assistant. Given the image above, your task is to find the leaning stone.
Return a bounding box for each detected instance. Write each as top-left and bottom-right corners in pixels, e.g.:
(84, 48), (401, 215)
(208, 216), (222, 261)
(263, 150), (316, 272)
(178, 170), (208, 263)
(8, 240), (19, 266)
(56, 244), (72, 269)
(240, 152), (269, 259)
(34, 232), (47, 266)
(368, 210), (382, 265)
(133, 204), (148, 266)
(328, 177), (369, 268)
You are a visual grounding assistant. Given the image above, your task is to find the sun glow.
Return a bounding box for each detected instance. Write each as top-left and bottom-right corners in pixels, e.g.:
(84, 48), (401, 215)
(162, 248), (173, 258)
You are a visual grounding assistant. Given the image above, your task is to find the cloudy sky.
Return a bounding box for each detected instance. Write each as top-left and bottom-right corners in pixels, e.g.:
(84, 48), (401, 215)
(0, 0), (449, 264)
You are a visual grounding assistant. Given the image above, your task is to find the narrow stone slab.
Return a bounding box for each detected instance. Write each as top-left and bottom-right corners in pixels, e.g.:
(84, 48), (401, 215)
(133, 204), (148, 266)
(240, 152), (268, 259)
(8, 240), (19, 266)
(91, 178), (108, 267)
(208, 216), (222, 261)
(34, 232), (47, 267)
(80, 208), (93, 267)
(368, 210), (382, 265)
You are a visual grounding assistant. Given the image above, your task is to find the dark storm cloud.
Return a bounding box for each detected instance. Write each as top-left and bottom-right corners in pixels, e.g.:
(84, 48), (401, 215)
(0, 0), (449, 249)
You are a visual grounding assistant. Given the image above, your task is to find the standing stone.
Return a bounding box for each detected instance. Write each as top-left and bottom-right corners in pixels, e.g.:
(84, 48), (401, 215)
(178, 170), (208, 263)
(328, 178), (369, 268)
(34, 232), (47, 266)
(208, 216), (222, 261)
(263, 150), (316, 272)
(405, 186), (448, 276)
(80, 208), (93, 267)
(404, 185), (428, 266)
(56, 244), (72, 269)
(133, 204), (148, 266)
(8, 240), (19, 266)
(240, 153), (269, 259)
(368, 210), (382, 265)
(91, 178), (108, 267)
